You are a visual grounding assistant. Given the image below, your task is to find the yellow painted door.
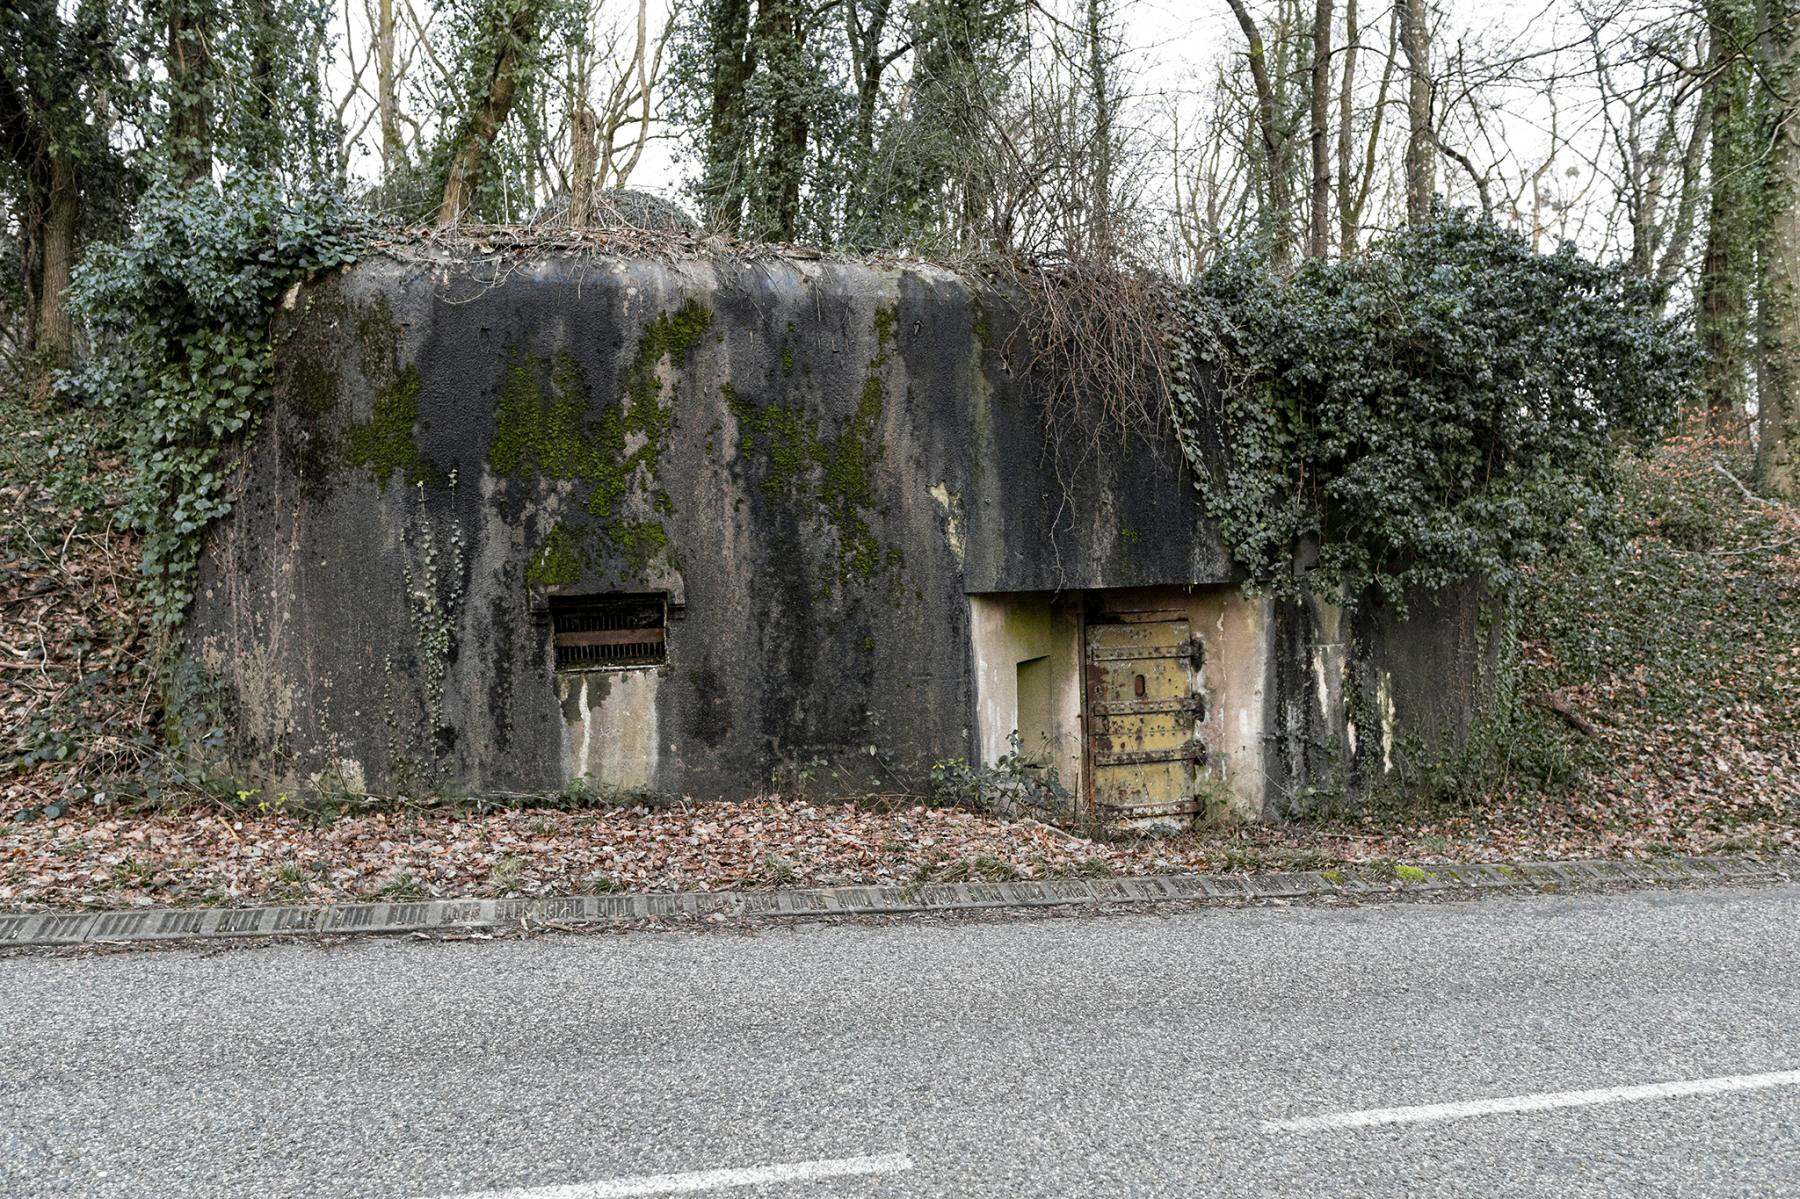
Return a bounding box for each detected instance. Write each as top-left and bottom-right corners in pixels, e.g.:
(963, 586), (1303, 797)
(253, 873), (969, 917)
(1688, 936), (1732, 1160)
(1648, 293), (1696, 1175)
(1085, 614), (1203, 822)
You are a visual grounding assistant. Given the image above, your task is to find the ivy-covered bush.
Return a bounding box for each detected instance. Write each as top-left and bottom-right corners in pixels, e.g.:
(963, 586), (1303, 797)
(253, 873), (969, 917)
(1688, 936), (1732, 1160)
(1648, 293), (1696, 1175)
(63, 177), (360, 627)
(1170, 211), (1700, 605)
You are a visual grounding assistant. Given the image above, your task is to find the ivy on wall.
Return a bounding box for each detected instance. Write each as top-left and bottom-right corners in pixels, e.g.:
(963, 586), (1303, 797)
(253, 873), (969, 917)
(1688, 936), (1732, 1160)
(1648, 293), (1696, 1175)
(64, 177), (360, 628)
(1168, 211), (1701, 608)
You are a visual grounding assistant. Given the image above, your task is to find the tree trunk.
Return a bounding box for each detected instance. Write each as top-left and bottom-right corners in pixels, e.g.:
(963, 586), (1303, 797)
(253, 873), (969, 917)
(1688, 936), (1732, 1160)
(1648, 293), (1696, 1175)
(246, 0), (278, 168)
(700, 0), (756, 233)
(167, 0), (213, 186)
(842, 0), (893, 240)
(1758, 0), (1799, 497)
(30, 148), (77, 405)
(1341, 4), (1398, 255)
(609, 0), (660, 188)
(1226, 0), (1291, 268)
(378, 0), (402, 174)
(1308, 0), (1333, 259)
(569, 103), (598, 226)
(1086, 0), (1114, 251)
(1396, 0), (1433, 225)
(437, 0), (542, 226)
(1700, 0), (1758, 440)
(1336, 0), (1358, 255)
(1654, 67), (1712, 295)
(753, 0), (809, 241)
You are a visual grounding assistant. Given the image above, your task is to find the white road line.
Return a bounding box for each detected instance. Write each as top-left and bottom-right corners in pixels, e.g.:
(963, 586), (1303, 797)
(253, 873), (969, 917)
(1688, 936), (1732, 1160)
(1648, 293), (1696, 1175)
(418, 1151), (916, 1199)
(1266, 1069), (1800, 1133)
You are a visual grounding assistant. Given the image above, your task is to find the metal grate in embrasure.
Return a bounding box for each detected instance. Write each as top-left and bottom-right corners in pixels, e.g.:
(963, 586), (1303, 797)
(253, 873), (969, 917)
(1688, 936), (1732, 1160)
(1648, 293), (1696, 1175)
(549, 593), (666, 670)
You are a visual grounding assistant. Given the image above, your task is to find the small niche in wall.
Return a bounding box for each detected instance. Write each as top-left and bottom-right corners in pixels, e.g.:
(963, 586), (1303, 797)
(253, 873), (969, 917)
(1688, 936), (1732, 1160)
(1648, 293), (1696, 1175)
(549, 593), (667, 671)
(1016, 654), (1054, 763)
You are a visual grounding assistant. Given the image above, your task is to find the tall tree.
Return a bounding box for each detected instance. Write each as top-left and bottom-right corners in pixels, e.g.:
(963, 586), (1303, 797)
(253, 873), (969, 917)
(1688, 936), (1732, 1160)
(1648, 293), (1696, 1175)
(877, 0), (1025, 250)
(155, 0), (336, 185)
(1699, 0), (1761, 439)
(377, 0), (404, 173)
(1307, 0), (1333, 258)
(1758, 0), (1799, 496)
(0, 0), (134, 402)
(165, 0), (217, 185)
(839, 0), (906, 239)
(1334, 0), (1396, 255)
(1396, 0), (1433, 224)
(1225, 0), (1294, 267)
(749, 0), (811, 240)
(670, 0), (1032, 248)
(1085, 0), (1117, 248)
(691, 0), (757, 231)
(436, 0), (550, 225)
(672, 0), (829, 239)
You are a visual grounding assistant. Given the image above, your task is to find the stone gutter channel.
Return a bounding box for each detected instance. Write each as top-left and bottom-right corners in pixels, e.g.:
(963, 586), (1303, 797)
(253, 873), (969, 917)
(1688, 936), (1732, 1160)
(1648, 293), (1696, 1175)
(3, 853), (1797, 951)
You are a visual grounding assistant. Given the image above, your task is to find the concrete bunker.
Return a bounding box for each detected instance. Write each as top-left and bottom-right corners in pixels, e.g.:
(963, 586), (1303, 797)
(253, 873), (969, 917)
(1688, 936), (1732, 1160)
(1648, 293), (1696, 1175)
(187, 247), (1497, 825)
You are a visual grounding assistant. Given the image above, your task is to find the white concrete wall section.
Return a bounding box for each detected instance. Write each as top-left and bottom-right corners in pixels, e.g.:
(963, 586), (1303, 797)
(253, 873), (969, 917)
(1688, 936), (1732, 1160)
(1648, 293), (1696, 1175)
(968, 594), (1083, 794)
(1197, 589), (1271, 820)
(561, 668), (660, 791)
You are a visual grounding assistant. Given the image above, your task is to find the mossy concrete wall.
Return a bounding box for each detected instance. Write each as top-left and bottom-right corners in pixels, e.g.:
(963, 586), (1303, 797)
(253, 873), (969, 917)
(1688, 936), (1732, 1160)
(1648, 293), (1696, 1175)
(188, 248), (1495, 813)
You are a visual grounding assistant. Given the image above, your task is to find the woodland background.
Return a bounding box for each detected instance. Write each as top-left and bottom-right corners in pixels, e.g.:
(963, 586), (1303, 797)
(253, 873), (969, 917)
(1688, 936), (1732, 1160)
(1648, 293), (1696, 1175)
(5, 0), (1797, 484)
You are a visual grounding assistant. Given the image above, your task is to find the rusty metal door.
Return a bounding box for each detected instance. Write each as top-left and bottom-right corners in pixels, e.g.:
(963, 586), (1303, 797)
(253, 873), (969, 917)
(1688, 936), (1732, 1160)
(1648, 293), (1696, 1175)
(1084, 612), (1205, 823)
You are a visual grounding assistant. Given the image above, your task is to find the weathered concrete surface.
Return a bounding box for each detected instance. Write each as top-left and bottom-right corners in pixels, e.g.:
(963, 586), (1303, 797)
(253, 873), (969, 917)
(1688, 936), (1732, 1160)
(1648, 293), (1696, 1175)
(187, 248), (1496, 814)
(1257, 578), (1503, 818)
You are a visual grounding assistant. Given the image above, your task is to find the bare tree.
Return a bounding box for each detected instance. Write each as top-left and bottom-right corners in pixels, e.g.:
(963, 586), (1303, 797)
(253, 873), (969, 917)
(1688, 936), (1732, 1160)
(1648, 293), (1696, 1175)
(557, 0), (674, 220)
(1166, 74), (1252, 275)
(1396, 0), (1433, 224)
(1333, 0), (1392, 254)
(1590, 13), (1708, 300)
(1086, 0), (1117, 246)
(1308, 0), (1333, 258)
(1225, 0), (1295, 266)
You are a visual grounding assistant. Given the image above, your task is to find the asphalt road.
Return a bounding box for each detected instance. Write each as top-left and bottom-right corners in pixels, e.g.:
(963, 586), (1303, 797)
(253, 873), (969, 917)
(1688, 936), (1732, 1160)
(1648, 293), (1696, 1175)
(4, 885), (1799, 1198)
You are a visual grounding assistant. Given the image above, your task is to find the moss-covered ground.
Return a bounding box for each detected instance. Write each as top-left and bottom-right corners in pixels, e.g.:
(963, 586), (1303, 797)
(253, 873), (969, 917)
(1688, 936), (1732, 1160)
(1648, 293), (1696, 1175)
(1488, 434), (1800, 845)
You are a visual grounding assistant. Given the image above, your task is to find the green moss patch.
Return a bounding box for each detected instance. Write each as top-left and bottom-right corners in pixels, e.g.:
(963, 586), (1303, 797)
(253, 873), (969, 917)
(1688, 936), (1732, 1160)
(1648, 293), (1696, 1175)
(280, 351), (345, 484)
(970, 299), (993, 354)
(495, 300), (711, 582)
(524, 523), (585, 588)
(343, 298), (445, 491)
(721, 309), (901, 589)
(346, 365), (445, 491)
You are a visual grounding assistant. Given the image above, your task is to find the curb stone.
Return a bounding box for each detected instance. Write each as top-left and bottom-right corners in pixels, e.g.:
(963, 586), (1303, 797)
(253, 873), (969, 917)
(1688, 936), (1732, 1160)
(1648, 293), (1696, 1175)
(1, 853), (1795, 951)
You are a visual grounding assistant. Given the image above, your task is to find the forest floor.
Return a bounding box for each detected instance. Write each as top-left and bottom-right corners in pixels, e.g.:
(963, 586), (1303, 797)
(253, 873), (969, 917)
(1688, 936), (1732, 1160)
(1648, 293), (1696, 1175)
(4, 388), (1799, 912)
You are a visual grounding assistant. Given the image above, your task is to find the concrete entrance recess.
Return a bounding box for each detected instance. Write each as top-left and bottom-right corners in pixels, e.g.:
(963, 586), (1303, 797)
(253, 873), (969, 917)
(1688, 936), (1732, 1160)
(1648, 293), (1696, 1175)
(970, 587), (1269, 825)
(186, 246), (1496, 824)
